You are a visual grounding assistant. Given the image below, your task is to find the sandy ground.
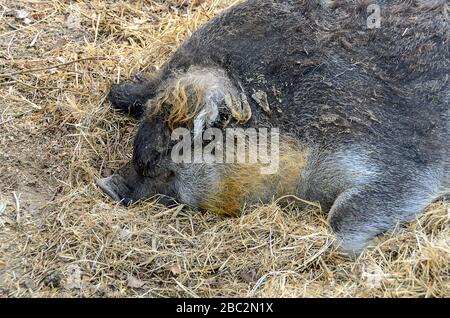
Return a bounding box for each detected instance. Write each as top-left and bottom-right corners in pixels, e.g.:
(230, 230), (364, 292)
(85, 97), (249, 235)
(0, 0), (448, 297)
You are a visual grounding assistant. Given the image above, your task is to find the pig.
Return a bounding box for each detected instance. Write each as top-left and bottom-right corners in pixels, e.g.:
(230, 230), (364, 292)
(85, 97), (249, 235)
(97, 0), (449, 254)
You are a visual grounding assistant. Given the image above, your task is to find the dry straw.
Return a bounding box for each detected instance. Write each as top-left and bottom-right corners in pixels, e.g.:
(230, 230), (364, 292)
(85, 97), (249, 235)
(0, 0), (448, 297)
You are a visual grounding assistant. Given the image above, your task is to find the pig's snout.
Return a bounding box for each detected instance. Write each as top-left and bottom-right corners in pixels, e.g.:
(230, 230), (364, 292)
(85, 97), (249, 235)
(96, 175), (133, 206)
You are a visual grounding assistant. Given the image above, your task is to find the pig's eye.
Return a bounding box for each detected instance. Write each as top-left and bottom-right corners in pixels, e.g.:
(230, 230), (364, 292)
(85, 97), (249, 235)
(164, 169), (176, 181)
(133, 150), (163, 177)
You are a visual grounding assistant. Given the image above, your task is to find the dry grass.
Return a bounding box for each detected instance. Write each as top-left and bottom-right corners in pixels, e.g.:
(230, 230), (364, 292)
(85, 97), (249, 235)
(0, 0), (448, 298)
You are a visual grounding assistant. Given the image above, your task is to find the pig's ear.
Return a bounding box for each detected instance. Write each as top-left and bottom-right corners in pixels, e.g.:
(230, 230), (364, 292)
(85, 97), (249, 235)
(193, 90), (252, 135)
(223, 92), (252, 123)
(162, 67), (252, 134)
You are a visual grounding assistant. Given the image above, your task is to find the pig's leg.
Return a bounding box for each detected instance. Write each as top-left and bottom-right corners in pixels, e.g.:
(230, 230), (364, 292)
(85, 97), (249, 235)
(327, 179), (437, 255)
(108, 76), (159, 118)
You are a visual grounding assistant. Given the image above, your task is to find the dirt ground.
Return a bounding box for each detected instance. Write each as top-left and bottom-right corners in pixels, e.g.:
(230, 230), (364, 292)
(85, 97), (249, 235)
(0, 0), (448, 298)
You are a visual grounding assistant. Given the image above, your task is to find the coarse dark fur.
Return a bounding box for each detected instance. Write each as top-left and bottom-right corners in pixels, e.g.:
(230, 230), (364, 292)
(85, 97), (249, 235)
(98, 0), (449, 254)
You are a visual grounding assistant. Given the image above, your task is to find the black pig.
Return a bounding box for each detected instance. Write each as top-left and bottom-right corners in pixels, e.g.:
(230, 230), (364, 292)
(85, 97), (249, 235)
(97, 0), (449, 254)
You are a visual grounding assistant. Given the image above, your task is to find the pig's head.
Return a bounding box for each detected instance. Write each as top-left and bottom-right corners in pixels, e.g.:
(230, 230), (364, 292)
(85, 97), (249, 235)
(97, 67), (248, 208)
(96, 115), (178, 206)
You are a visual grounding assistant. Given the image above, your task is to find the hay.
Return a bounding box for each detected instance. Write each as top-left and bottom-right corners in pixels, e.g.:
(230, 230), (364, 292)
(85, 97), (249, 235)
(0, 0), (448, 297)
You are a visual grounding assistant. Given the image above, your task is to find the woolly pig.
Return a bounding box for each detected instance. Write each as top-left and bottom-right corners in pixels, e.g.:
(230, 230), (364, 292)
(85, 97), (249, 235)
(97, 0), (449, 254)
